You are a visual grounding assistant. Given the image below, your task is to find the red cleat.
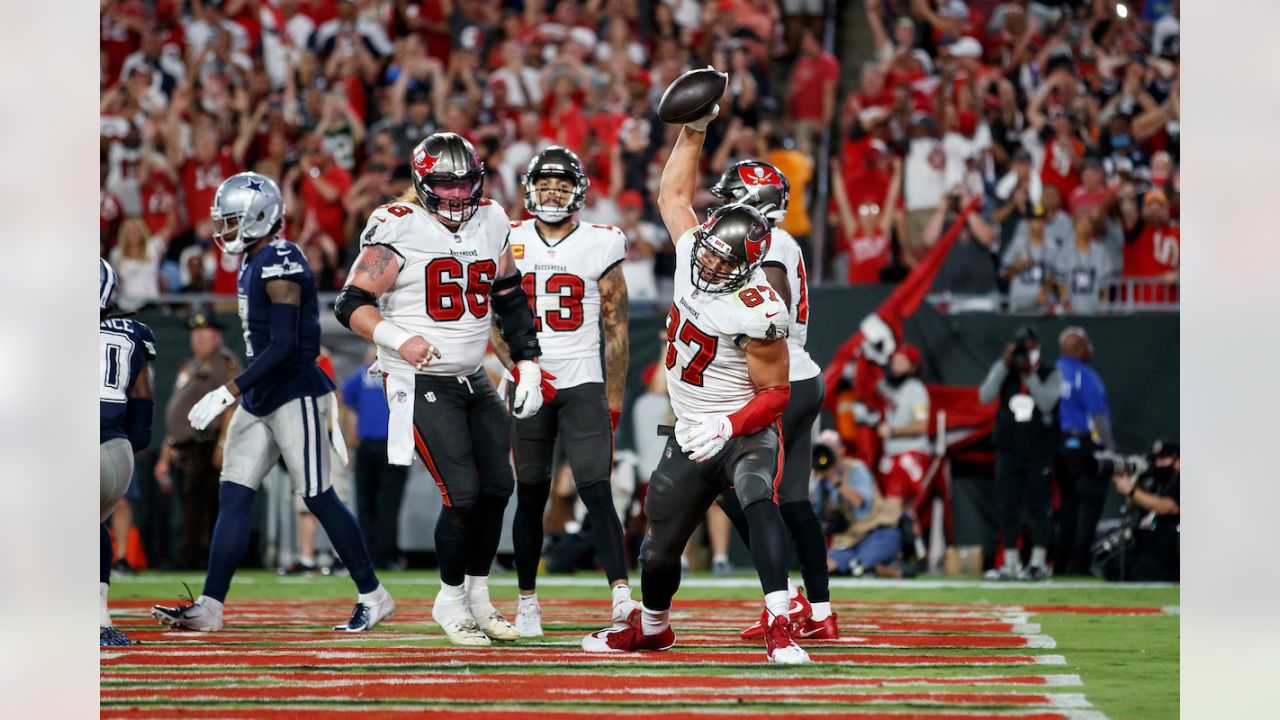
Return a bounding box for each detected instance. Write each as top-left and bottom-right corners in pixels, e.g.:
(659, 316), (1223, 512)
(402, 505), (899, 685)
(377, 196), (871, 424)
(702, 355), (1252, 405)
(796, 612), (840, 640)
(581, 610), (676, 653)
(764, 615), (810, 664)
(741, 586), (813, 640)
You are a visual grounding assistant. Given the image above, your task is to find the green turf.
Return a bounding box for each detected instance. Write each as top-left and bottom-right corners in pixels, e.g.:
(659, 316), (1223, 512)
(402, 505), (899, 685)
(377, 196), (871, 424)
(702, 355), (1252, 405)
(110, 570), (1179, 719)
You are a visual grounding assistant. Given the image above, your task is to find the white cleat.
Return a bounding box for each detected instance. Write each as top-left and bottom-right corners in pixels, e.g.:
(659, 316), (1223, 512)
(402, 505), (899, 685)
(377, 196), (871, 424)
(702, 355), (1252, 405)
(764, 614), (811, 665)
(473, 608), (521, 641)
(334, 586), (396, 632)
(432, 591), (490, 646)
(514, 601), (543, 637)
(151, 595), (224, 632)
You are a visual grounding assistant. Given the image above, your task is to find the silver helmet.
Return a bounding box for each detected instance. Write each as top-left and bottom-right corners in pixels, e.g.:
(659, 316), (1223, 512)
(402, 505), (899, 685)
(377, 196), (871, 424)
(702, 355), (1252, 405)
(522, 145), (590, 224)
(411, 132), (485, 224)
(210, 172), (285, 254)
(100, 257), (118, 313)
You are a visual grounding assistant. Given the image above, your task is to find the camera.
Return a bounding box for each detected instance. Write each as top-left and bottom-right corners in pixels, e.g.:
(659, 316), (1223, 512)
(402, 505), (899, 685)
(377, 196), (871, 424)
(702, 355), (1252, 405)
(1010, 325), (1038, 368)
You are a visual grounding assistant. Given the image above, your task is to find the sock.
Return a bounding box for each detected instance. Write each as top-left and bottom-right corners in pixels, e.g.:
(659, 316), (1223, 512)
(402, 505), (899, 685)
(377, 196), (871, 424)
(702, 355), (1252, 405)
(434, 504), (469, 586)
(519, 592), (539, 608)
(358, 584), (384, 605)
(203, 483), (258, 602)
(305, 488), (379, 594)
(100, 524), (111, 585)
(465, 493), (510, 577)
(611, 584), (633, 607)
(1030, 546), (1047, 568)
(299, 553), (316, 566)
(712, 553), (729, 565)
(780, 500), (832, 603)
(513, 482), (551, 590)
(787, 577), (799, 598)
(577, 481), (629, 584)
(100, 582), (111, 628)
(465, 574), (494, 615)
(764, 589), (790, 621)
(1003, 548), (1020, 571)
(640, 604), (669, 635)
(437, 581), (466, 604)
(810, 601), (832, 622)
(743, 500), (790, 596)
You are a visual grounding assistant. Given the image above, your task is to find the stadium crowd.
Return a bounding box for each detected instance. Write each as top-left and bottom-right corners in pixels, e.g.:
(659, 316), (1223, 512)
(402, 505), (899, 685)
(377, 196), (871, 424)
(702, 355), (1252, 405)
(101, 0), (1178, 314)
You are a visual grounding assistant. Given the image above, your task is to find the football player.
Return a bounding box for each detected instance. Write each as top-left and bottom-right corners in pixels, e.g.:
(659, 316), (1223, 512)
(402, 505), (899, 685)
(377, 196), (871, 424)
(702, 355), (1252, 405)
(335, 132), (548, 646)
(581, 106), (810, 664)
(99, 259), (156, 647)
(498, 146), (634, 637)
(152, 172), (393, 633)
(710, 160), (838, 640)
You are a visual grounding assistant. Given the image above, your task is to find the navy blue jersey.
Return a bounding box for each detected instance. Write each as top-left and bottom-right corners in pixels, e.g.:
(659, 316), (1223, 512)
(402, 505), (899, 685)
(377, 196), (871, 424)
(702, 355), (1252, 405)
(236, 239), (335, 415)
(100, 317), (156, 444)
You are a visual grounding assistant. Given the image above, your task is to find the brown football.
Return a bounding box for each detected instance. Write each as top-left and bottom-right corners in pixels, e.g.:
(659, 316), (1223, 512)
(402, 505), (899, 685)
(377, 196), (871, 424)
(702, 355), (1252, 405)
(658, 67), (729, 124)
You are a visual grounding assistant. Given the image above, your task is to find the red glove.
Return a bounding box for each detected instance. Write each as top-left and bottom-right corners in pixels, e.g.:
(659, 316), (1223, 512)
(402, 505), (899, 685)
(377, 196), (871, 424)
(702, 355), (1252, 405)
(609, 408), (622, 432)
(511, 364), (558, 404)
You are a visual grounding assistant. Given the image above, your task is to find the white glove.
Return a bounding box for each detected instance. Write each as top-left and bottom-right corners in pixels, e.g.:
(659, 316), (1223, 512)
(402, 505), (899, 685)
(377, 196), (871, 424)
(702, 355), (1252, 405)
(188, 385), (236, 431)
(511, 360), (544, 420)
(686, 103), (720, 133)
(685, 415), (733, 463)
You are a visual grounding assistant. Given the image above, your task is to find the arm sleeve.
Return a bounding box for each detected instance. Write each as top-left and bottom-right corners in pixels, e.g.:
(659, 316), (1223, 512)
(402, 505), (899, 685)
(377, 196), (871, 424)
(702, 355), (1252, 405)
(978, 359), (1008, 405)
(232, 302), (301, 393)
(1025, 367), (1062, 413)
(125, 397), (154, 453)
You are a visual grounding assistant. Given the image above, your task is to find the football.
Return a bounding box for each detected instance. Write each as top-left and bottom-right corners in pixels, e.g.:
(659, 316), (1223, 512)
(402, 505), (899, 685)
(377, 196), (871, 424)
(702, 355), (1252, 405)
(658, 67), (729, 124)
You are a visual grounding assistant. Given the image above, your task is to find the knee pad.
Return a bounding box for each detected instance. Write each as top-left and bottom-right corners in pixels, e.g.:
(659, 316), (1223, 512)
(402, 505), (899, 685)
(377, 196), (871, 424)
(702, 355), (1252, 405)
(733, 470), (776, 509)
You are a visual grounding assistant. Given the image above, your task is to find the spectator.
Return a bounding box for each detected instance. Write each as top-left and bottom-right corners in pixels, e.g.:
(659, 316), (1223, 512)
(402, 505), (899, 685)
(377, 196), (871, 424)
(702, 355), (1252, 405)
(343, 346), (410, 570)
(1054, 326), (1114, 575)
(979, 326), (1060, 580)
(902, 115), (947, 265)
(925, 186), (999, 306)
(1052, 213), (1113, 314)
(764, 132), (814, 254)
(616, 190), (663, 303)
(787, 27), (838, 153)
(1108, 440), (1179, 582)
(876, 344), (930, 509)
(994, 147), (1043, 206)
(1069, 156), (1112, 217)
(830, 155), (902, 285)
(1121, 188), (1180, 289)
(108, 219), (168, 311)
(1000, 204), (1056, 313)
(154, 312), (243, 570)
(815, 440), (902, 577)
(286, 139), (352, 264)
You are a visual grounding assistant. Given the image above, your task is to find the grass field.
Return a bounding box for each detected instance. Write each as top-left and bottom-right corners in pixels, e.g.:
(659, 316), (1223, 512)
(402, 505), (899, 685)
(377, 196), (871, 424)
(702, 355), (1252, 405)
(103, 571), (1179, 719)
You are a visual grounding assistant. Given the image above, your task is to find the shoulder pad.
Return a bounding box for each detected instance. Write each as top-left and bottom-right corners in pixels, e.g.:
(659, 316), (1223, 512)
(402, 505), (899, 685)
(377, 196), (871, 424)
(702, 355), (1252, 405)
(731, 284), (789, 342)
(260, 241), (307, 280)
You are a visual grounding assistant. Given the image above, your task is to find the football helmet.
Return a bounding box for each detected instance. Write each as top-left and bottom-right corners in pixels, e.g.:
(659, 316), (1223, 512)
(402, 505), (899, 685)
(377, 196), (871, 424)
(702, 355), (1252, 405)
(711, 160), (791, 222)
(411, 132), (485, 224)
(689, 203), (771, 294)
(210, 172), (285, 255)
(100, 258), (118, 312)
(522, 145), (590, 224)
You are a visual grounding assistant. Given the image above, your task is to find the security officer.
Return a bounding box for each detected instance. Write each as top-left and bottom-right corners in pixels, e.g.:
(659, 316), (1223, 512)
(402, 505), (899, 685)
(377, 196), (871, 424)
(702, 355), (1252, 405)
(1053, 326), (1114, 575)
(154, 312), (243, 568)
(979, 326), (1061, 580)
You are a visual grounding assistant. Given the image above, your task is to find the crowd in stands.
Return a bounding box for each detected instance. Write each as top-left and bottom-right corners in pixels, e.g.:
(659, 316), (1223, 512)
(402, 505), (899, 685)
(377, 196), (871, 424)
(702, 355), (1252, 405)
(100, 0), (1179, 315)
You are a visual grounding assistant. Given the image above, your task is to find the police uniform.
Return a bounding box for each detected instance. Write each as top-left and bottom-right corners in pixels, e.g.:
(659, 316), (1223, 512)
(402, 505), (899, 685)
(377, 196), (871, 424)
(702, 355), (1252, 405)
(221, 239), (337, 497)
(641, 227), (789, 572)
(165, 317), (243, 567)
(100, 316), (156, 521)
(359, 199), (515, 508)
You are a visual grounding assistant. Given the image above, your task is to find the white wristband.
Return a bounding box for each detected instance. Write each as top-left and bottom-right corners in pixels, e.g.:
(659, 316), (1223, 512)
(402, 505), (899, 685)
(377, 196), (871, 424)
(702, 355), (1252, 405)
(373, 321), (414, 352)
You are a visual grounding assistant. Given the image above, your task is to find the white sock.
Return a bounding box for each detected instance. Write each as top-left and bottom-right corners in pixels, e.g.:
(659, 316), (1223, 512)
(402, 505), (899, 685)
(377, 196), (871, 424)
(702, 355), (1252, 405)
(764, 590), (790, 621)
(787, 578), (799, 598)
(1003, 548), (1020, 570)
(1030, 546), (1047, 568)
(437, 581), (466, 604)
(464, 574), (493, 613)
(640, 604), (669, 635)
(810, 601), (832, 622)
(712, 553), (729, 565)
(299, 554), (316, 566)
(611, 584), (633, 607)
(100, 582), (111, 628)
(358, 584), (384, 604)
(519, 592), (539, 608)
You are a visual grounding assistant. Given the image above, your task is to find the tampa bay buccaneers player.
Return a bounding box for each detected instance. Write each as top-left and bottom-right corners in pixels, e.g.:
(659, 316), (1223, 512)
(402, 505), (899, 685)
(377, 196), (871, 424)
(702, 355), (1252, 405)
(581, 105), (810, 664)
(710, 160), (838, 640)
(495, 146), (636, 636)
(335, 132), (549, 646)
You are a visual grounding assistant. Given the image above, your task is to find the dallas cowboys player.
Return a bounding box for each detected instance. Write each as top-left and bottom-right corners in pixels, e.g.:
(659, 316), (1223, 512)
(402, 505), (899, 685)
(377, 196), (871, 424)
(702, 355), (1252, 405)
(100, 259), (155, 647)
(152, 172), (394, 632)
(335, 132), (546, 646)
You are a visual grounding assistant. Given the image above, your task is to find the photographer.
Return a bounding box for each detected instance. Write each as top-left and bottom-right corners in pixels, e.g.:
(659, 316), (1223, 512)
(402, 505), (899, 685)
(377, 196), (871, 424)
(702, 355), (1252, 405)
(1106, 441), (1180, 582)
(812, 437), (901, 577)
(979, 326), (1061, 580)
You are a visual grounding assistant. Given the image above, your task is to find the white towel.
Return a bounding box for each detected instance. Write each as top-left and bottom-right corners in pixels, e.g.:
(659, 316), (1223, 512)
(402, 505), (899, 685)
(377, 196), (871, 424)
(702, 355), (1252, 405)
(382, 368), (417, 466)
(329, 391), (350, 468)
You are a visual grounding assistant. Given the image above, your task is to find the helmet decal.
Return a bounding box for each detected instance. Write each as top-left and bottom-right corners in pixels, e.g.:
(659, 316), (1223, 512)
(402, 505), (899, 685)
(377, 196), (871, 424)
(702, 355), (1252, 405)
(738, 164), (781, 187)
(412, 145), (441, 177)
(744, 229), (770, 264)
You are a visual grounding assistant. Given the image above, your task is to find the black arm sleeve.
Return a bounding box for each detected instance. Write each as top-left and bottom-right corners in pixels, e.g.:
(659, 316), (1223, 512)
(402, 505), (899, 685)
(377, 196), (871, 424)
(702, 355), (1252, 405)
(233, 303), (300, 393)
(491, 271), (541, 363)
(334, 285), (378, 329)
(124, 397), (154, 454)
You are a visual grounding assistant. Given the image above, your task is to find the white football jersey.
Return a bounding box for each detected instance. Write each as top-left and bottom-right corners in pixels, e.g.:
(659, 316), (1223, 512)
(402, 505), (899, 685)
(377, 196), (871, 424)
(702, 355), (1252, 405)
(665, 228), (789, 448)
(509, 220), (626, 390)
(357, 199), (511, 377)
(760, 227), (822, 382)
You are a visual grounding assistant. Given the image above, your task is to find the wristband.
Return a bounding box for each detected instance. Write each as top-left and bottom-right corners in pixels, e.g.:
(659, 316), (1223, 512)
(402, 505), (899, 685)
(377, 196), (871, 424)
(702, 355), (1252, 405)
(373, 321), (414, 352)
